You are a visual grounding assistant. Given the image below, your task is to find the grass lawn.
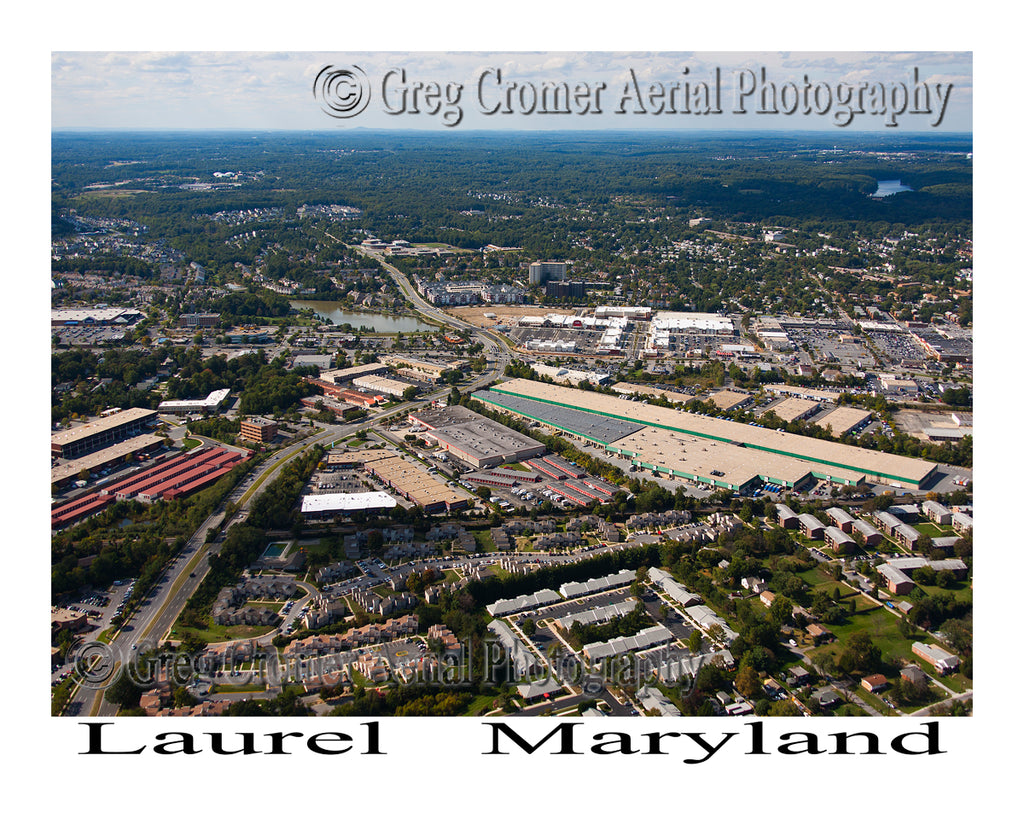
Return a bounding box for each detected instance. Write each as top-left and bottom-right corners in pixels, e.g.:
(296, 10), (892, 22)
(181, 437), (203, 451)
(797, 565), (841, 587)
(933, 671), (972, 694)
(349, 667), (374, 688)
(807, 605), (915, 671)
(372, 582), (407, 598)
(474, 530), (496, 552)
(460, 692), (499, 716)
(344, 595), (368, 617)
(299, 540), (333, 559)
(211, 683), (266, 694)
(888, 684), (949, 713)
(171, 617), (278, 644)
(516, 536), (539, 551)
(914, 579), (973, 605)
(915, 521), (957, 539)
(249, 600), (285, 612)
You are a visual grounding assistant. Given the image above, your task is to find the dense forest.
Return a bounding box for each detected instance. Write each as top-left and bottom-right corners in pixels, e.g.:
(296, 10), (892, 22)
(52, 130), (971, 255)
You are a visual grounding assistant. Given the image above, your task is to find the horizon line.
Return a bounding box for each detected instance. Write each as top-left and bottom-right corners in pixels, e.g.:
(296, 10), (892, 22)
(51, 127), (974, 136)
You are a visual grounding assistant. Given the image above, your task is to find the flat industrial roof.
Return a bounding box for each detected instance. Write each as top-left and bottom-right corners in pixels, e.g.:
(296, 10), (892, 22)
(326, 448), (396, 466)
(491, 379), (937, 487)
(367, 456), (466, 508)
(813, 406), (872, 436)
(426, 419), (544, 463)
(384, 355), (451, 372)
(300, 492), (397, 514)
(473, 390), (645, 444)
(352, 374), (415, 394)
(708, 389), (751, 410)
(51, 434), (164, 484)
(409, 405), (481, 429)
(51, 307), (144, 324)
(158, 388), (231, 411)
(611, 426), (853, 489)
(320, 362), (388, 382)
(52, 407), (158, 446)
(767, 397), (819, 423)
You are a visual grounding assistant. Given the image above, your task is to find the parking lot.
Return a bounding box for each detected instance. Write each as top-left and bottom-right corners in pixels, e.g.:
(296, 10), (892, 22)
(865, 328), (928, 365)
(52, 579), (137, 684)
(532, 587), (634, 624)
(786, 326), (874, 368)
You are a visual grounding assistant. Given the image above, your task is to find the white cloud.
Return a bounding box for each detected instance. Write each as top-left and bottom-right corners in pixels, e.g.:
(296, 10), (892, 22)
(51, 50), (973, 131)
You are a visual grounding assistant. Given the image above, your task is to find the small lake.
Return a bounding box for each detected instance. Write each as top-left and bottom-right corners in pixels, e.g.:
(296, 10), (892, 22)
(871, 179), (914, 197)
(289, 300), (437, 333)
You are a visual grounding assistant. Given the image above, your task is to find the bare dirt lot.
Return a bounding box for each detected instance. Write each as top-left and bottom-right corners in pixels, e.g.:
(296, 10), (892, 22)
(449, 305), (582, 328)
(893, 408), (966, 441)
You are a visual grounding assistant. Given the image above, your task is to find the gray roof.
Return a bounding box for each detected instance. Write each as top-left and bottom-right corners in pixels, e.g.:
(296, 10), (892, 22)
(583, 624), (673, 660)
(798, 513), (825, 530)
(559, 569), (636, 599)
(556, 599), (638, 630)
(486, 588), (562, 617)
(473, 389), (645, 445)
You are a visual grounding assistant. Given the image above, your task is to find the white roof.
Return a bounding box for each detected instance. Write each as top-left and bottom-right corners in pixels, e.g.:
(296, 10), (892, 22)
(300, 492), (397, 513)
(158, 388), (230, 411)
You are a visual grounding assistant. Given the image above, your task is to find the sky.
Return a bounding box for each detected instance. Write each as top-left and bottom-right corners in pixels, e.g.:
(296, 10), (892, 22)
(51, 50), (973, 133)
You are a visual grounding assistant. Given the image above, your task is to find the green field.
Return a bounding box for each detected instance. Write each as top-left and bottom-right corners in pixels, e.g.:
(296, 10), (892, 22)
(460, 692), (500, 716)
(473, 530), (496, 552)
(915, 521), (958, 539)
(171, 610), (280, 644)
(211, 682), (267, 694)
(807, 605), (922, 672)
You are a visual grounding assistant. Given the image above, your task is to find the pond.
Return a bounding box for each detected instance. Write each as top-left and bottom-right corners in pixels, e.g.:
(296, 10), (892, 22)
(871, 179), (914, 197)
(289, 300), (436, 333)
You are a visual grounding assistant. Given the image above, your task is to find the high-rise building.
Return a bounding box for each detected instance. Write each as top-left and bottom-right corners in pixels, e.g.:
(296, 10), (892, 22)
(528, 261), (567, 285)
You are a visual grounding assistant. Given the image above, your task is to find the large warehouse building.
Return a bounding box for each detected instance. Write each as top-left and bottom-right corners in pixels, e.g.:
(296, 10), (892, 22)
(408, 405), (546, 469)
(364, 455), (469, 514)
(300, 491), (398, 520)
(474, 379), (938, 492)
(51, 407), (158, 460)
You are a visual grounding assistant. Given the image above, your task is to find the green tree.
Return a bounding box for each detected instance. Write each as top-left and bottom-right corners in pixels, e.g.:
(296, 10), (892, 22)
(837, 632), (881, 675)
(736, 664), (763, 699)
(103, 673), (143, 710)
